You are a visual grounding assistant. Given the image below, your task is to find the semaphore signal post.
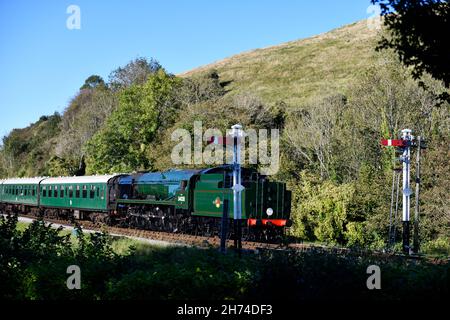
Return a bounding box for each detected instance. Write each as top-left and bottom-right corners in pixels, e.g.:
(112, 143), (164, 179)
(381, 129), (426, 255)
(208, 124), (245, 255)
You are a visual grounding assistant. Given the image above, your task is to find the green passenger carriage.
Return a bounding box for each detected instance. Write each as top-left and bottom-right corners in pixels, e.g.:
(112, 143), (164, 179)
(0, 177), (45, 207)
(39, 175), (123, 217)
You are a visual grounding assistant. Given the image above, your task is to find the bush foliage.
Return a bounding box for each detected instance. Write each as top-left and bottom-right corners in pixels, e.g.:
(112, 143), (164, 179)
(0, 215), (448, 300)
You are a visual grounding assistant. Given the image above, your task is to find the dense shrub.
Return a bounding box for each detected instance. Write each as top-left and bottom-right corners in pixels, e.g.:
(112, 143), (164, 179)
(1, 214), (448, 301)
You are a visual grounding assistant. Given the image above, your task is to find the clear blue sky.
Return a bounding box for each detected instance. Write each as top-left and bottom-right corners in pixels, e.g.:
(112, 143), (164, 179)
(0, 0), (372, 139)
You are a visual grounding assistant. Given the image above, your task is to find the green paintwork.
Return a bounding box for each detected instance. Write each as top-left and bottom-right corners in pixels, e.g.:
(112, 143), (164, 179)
(0, 167), (291, 223)
(1, 184), (39, 206)
(192, 173), (291, 220)
(116, 190), (189, 209)
(40, 183), (108, 211)
(135, 184), (168, 200)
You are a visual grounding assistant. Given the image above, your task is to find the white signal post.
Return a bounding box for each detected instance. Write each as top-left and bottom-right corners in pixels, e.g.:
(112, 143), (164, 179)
(231, 124), (245, 220)
(231, 124), (245, 255)
(400, 129), (413, 254)
(381, 129), (417, 254)
(209, 124), (245, 253)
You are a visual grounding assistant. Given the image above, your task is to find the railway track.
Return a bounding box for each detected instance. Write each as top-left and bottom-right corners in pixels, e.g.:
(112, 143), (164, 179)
(15, 213), (289, 251)
(9, 213), (449, 264)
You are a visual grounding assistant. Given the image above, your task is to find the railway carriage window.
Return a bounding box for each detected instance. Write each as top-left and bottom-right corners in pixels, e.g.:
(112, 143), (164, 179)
(54, 186), (58, 198)
(60, 187), (64, 198)
(43, 188), (47, 197)
(32, 188), (35, 196)
(69, 186), (73, 198)
(82, 185), (87, 198)
(76, 186), (80, 198)
(90, 186), (95, 199)
(100, 188), (104, 199)
(49, 186), (52, 197)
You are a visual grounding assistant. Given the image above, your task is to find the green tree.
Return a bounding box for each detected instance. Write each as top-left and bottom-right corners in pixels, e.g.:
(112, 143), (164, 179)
(1, 113), (61, 177)
(85, 69), (180, 173)
(373, 0), (450, 100)
(80, 75), (106, 90)
(288, 171), (355, 244)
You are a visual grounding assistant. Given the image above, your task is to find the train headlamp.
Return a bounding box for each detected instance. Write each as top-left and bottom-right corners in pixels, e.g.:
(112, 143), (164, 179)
(266, 208), (273, 216)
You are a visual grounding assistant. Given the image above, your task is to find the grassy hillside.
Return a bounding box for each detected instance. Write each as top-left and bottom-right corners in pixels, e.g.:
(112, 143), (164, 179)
(181, 20), (379, 107)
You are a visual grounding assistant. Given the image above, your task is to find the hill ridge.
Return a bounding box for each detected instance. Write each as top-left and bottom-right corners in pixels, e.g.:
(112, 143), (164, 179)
(179, 19), (380, 107)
